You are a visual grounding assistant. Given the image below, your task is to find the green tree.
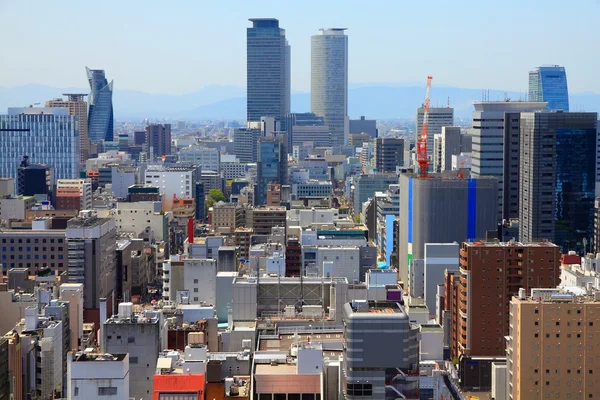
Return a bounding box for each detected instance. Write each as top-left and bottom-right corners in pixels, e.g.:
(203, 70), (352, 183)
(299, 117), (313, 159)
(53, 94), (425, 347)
(208, 189), (225, 203)
(354, 214), (361, 223)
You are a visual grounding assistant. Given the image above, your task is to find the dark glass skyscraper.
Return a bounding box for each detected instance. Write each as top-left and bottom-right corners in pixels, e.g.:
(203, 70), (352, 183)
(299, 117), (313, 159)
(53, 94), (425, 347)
(86, 67), (114, 142)
(256, 135), (287, 206)
(519, 112), (597, 252)
(528, 66), (569, 111)
(247, 18), (290, 122)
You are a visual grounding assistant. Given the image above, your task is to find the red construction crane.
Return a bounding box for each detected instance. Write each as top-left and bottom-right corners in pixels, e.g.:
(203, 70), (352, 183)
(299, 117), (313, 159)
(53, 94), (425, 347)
(417, 76), (433, 178)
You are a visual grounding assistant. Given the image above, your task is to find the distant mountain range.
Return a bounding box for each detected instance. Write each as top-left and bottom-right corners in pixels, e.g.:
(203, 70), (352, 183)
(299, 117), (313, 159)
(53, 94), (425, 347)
(1, 83), (599, 120)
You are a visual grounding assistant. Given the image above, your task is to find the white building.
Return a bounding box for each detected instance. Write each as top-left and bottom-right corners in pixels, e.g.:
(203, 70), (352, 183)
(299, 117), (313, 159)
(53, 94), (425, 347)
(67, 352), (130, 400)
(424, 243), (459, 315)
(292, 181), (333, 199)
(162, 255), (217, 306)
(311, 28), (348, 147)
(316, 246), (360, 282)
(287, 208), (339, 228)
(221, 161), (252, 180)
(59, 283), (85, 351)
(179, 145), (220, 172)
(110, 167), (136, 199)
(291, 125), (331, 148)
(0, 107), (79, 185)
(57, 179), (93, 210)
(451, 152), (472, 170)
(144, 165), (197, 210)
(116, 201), (169, 241)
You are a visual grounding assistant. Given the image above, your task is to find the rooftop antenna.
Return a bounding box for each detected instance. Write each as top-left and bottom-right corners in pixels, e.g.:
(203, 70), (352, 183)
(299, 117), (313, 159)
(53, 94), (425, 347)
(447, 96), (450, 108)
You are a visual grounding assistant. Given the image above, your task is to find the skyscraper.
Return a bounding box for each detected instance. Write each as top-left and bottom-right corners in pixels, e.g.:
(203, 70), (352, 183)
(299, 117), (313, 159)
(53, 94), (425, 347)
(416, 107), (454, 168)
(375, 138), (405, 172)
(0, 108), (79, 185)
(46, 94), (89, 163)
(519, 111), (598, 251)
(311, 28), (348, 148)
(256, 135), (287, 206)
(528, 65), (569, 111)
(145, 123), (172, 158)
(247, 18), (290, 122)
(86, 67), (114, 142)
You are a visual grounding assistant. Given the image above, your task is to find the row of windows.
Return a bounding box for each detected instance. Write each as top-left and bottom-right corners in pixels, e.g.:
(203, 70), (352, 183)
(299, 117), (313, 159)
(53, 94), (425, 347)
(1, 238), (63, 244)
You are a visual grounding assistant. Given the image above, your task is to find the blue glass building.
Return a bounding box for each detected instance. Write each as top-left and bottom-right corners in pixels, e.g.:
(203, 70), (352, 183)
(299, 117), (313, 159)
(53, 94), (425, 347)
(528, 66), (569, 111)
(86, 67), (114, 142)
(256, 137), (284, 205)
(519, 112), (597, 252)
(247, 18), (290, 122)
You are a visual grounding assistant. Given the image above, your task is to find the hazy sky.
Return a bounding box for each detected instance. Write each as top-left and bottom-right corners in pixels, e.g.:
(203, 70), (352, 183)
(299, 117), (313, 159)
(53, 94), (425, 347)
(1, 0), (598, 94)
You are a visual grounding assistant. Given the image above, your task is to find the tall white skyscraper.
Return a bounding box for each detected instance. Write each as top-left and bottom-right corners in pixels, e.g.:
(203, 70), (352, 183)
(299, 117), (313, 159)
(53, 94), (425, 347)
(311, 28), (348, 148)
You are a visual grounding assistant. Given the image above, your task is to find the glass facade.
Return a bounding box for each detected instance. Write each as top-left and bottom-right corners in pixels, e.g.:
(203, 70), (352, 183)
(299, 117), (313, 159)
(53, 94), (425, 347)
(247, 19), (290, 122)
(256, 139), (282, 205)
(528, 66), (569, 111)
(86, 67), (114, 142)
(554, 127), (596, 251)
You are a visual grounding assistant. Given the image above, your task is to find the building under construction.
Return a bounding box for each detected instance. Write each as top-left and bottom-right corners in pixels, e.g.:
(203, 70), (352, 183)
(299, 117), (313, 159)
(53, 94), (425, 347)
(397, 172), (498, 287)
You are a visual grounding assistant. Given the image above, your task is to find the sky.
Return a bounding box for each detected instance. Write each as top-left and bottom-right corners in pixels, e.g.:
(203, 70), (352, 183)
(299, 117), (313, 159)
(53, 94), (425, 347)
(0, 0), (599, 95)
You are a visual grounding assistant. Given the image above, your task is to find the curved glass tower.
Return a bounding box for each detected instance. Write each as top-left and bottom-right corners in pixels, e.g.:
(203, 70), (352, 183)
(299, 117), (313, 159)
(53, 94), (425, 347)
(311, 28), (348, 148)
(528, 65), (569, 111)
(86, 67), (114, 142)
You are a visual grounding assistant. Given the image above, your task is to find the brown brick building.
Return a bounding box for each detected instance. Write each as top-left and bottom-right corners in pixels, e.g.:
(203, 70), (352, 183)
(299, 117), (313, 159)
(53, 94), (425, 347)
(447, 241), (561, 359)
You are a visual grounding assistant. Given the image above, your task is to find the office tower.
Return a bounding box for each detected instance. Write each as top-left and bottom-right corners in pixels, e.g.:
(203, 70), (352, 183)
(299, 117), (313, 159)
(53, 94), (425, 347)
(519, 112), (598, 251)
(471, 102), (546, 221)
(375, 138), (405, 172)
(507, 291), (600, 400)
(247, 18), (290, 122)
(46, 94), (89, 163)
(103, 308), (161, 400)
(66, 212), (117, 314)
(256, 137), (284, 205)
(349, 116), (377, 138)
(86, 67), (114, 142)
(447, 241), (560, 362)
(311, 28), (348, 147)
(0, 108), (79, 185)
(145, 123), (172, 158)
(398, 173), (498, 286)
(528, 65), (569, 111)
(342, 301), (419, 399)
(439, 127), (461, 172)
(194, 181), (205, 221)
(233, 128), (261, 163)
(55, 179), (92, 211)
(284, 112), (330, 149)
(179, 145), (220, 172)
(352, 173), (398, 209)
(416, 107), (453, 167)
(17, 157), (54, 198)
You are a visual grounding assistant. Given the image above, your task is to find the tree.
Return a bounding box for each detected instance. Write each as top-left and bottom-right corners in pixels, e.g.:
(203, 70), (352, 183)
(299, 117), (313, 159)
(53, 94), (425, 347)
(208, 189), (225, 203)
(354, 215), (361, 223)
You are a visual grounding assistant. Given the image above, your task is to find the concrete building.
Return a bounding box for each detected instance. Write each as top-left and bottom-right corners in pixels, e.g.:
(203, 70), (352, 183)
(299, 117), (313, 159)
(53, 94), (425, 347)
(436, 126), (462, 172)
(292, 181), (333, 200)
(0, 195), (36, 220)
(103, 308), (162, 400)
(115, 201), (169, 241)
(55, 179), (92, 211)
(221, 160), (251, 180)
(247, 18), (290, 122)
(349, 116), (377, 138)
(179, 145), (220, 172)
(0, 220), (68, 276)
(46, 94), (89, 163)
(470, 101), (547, 220)
(284, 112), (330, 149)
(162, 255), (217, 306)
(507, 291), (600, 400)
(0, 108), (80, 186)
(448, 241), (560, 360)
(59, 283), (84, 351)
(212, 202), (245, 234)
(416, 107), (453, 169)
(233, 128), (261, 163)
(66, 211), (117, 314)
(311, 28), (348, 148)
(342, 300), (419, 399)
(246, 207), (286, 235)
(0, 178), (14, 197)
(146, 123), (172, 158)
(375, 138), (404, 172)
(398, 173), (498, 286)
(519, 111), (598, 252)
(144, 165), (198, 210)
(423, 243), (459, 316)
(67, 352), (129, 400)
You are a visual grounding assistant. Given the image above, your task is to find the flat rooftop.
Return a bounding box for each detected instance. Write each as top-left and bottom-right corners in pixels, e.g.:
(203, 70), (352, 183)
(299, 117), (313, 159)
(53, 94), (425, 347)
(464, 241), (558, 248)
(72, 352), (127, 362)
(259, 332), (344, 352)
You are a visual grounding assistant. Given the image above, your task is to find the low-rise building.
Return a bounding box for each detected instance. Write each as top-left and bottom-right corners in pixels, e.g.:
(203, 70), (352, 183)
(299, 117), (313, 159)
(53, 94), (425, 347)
(68, 352), (130, 400)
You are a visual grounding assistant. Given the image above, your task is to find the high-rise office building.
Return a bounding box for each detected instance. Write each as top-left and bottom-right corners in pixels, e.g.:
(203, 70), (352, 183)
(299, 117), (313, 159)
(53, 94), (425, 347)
(519, 111), (598, 251)
(0, 108), (79, 185)
(247, 18), (290, 122)
(17, 157), (54, 198)
(145, 123), (171, 158)
(233, 128), (261, 163)
(528, 65), (569, 111)
(398, 173), (498, 286)
(349, 116), (377, 138)
(256, 136), (286, 205)
(311, 28), (348, 148)
(375, 138), (405, 172)
(86, 67), (114, 143)
(416, 107), (453, 168)
(507, 291), (600, 400)
(284, 112), (330, 149)
(471, 102), (547, 221)
(447, 241), (560, 361)
(46, 94), (89, 163)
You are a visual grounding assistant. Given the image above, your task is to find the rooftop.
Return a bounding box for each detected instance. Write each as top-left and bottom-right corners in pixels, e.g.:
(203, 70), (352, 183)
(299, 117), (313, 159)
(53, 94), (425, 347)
(465, 240), (558, 248)
(72, 352), (127, 362)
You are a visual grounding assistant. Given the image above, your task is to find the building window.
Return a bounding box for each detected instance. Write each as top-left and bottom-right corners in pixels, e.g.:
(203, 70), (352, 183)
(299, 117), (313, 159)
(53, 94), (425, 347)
(130, 356), (138, 364)
(128, 337), (135, 344)
(98, 387), (118, 395)
(158, 394), (198, 400)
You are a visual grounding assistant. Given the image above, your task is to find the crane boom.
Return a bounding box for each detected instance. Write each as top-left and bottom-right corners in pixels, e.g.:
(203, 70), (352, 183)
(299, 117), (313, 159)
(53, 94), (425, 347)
(417, 76), (433, 178)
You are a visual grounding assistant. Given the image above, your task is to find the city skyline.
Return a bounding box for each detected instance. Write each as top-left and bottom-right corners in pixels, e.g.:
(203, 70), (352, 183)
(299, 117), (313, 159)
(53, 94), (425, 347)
(0, 1), (599, 95)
